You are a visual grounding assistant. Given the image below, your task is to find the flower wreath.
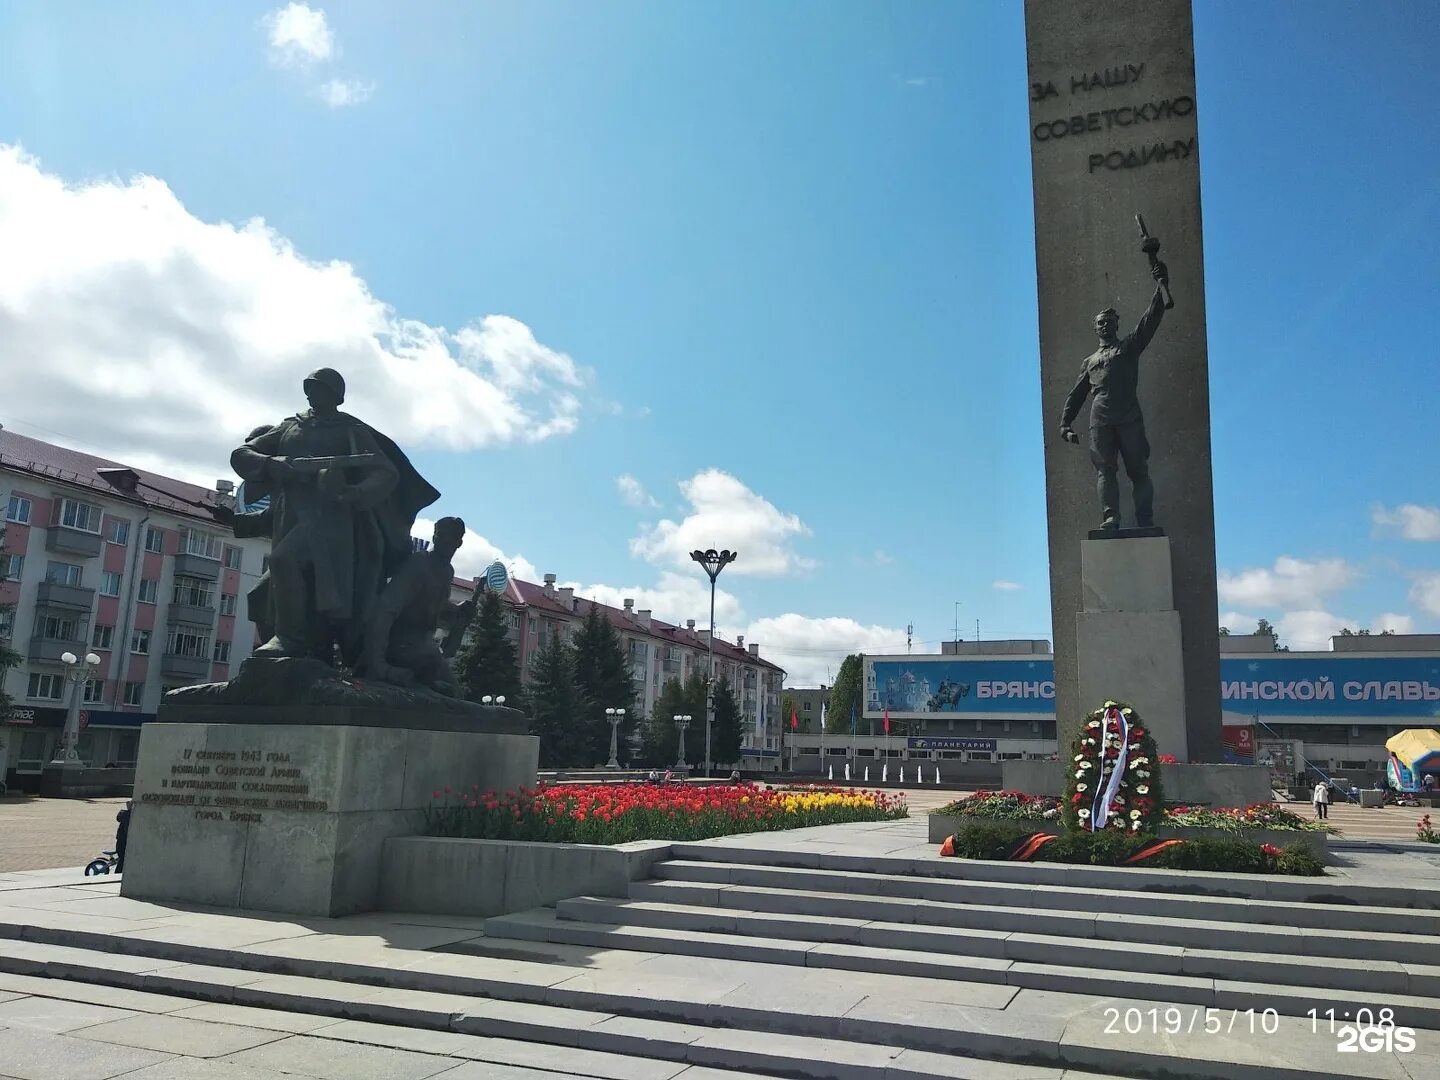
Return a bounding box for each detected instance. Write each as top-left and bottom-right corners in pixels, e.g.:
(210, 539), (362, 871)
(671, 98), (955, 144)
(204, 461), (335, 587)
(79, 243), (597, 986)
(1060, 699), (1165, 834)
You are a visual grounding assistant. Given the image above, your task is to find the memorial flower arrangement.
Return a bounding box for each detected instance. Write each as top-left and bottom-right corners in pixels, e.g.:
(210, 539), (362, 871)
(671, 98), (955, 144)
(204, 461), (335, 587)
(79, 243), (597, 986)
(1060, 700), (1164, 834)
(425, 782), (907, 845)
(932, 794), (1332, 833)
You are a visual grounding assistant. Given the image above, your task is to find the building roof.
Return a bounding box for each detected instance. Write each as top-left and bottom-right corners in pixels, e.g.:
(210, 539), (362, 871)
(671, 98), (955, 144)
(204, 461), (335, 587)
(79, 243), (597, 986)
(452, 574), (785, 676)
(0, 427), (230, 526)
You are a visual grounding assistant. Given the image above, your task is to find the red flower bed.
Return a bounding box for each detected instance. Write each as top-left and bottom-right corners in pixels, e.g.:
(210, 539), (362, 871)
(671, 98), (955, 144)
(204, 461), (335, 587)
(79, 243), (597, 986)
(425, 782), (908, 844)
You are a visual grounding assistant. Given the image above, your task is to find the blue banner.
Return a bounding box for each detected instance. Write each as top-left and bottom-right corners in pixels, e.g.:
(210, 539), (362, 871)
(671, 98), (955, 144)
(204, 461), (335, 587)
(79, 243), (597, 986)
(866, 655), (1440, 720)
(907, 737), (997, 752)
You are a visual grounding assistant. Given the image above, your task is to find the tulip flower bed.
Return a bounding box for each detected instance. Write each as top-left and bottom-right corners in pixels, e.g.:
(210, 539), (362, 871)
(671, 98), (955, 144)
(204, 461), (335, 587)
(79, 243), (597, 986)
(425, 783), (908, 845)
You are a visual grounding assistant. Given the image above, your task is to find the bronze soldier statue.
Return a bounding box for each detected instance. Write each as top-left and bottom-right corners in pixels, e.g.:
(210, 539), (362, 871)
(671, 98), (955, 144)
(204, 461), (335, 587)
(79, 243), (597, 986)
(230, 369), (439, 666)
(1059, 237), (1171, 532)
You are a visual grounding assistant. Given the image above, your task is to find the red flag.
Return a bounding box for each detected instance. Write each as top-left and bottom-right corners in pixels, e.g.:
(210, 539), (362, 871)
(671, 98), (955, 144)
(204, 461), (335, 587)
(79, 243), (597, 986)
(883, 708), (890, 734)
(790, 706), (799, 731)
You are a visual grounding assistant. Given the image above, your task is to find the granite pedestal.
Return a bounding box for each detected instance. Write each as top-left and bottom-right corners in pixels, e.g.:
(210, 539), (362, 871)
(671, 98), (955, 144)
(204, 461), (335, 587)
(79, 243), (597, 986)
(121, 718), (538, 917)
(1076, 533), (1189, 761)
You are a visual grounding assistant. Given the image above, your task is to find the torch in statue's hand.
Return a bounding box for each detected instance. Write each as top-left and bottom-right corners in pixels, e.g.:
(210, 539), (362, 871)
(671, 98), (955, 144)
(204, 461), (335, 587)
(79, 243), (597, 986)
(1135, 213), (1175, 309)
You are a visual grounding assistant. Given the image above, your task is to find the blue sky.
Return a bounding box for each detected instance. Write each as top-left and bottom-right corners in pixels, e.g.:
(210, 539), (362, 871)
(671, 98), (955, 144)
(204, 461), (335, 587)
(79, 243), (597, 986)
(0, 2), (1436, 682)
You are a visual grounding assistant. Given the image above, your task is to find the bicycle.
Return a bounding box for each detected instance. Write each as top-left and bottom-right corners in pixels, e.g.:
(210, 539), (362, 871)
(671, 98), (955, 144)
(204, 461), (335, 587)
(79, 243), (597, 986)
(84, 850), (119, 876)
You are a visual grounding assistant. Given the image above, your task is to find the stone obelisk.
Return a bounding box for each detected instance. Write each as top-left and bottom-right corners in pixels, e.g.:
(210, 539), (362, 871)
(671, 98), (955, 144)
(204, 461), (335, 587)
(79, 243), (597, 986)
(1025, 0), (1222, 761)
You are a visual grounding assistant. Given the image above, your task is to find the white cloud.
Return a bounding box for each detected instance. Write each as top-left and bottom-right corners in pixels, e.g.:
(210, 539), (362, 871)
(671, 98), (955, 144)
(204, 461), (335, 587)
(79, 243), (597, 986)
(1276, 610), (1353, 652)
(616, 474), (658, 510)
(1219, 611), (1258, 633)
(991, 579), (1021, 592)
(1411, 573), (1440, 618)
(264, 3), (334, 66)
(1371, 612), (1416, 635)
(563, 572), (744, 631)
(412, 516), (538, 583)
(1217, 556), (1358, 610)
(1372, 503), (1440, 541)
(0, 147), (587, 484)
(873, 551), (894, 565)
(630, 469), (813, 577)
(743, 614), (909, 686)
(316, 78), (374, 108)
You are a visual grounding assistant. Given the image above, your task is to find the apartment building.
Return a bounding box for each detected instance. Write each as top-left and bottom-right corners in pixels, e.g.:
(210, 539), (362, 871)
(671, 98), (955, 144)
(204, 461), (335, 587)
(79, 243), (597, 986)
(450, 573), (787, 770)
(1, 428), (269, 790)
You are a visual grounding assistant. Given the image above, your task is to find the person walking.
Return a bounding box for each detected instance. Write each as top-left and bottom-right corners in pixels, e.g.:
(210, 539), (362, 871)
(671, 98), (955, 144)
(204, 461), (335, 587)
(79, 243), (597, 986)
(1312, 779), (1330, 821)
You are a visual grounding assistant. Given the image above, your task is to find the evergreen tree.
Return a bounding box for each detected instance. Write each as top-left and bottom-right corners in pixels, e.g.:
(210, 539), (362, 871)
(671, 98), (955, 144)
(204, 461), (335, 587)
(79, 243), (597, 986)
(523, 635), (592, 768)
(824, 654), (864, 734)
(453, 589), (523, 704)
(642, 674), (706, 767)
(571, 604), (638, 765)
(710, 676), (744, 767)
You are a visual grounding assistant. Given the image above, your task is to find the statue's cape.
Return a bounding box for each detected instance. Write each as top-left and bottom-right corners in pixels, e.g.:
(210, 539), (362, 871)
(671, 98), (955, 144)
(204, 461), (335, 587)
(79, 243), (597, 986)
(360, 420), (442, 574)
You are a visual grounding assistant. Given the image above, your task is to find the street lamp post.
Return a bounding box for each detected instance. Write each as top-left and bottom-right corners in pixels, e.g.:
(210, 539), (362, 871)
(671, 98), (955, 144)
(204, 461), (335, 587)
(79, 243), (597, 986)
(673, 713), (692, 769)
(689, 548), (737, 778)
(481, 695), (507, 708)
(51, 651), (102, 770)
(605, 707), (626, 769)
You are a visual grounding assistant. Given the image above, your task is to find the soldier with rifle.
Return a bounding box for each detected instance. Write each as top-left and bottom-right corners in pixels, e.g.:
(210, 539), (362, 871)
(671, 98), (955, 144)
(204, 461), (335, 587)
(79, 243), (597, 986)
(231, 368), (439, 665)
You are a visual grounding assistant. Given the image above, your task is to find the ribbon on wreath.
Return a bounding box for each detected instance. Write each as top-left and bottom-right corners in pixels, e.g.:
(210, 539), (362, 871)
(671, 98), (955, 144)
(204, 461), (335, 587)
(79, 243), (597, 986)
(1087, 704), (1130, 831)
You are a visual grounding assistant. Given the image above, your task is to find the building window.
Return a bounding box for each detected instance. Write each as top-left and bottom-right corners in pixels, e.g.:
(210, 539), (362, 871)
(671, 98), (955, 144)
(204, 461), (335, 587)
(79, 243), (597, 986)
(214, 640), (232, 664)
(38, 613), (79, 641)
(0, 553), (22, 581)
(27, 673), (65, 700)
(99, 570), (122, 596)
(165, 626), (211, 659)
(130, 628), (151, 655)
(144, 526), (165, 553)
(45, 561), (83, 587)
(172, 576), (214, 609)
(56, 498), (103, 533)
(123, 681), (144, 706)
(82, 678), (105, 704)
(92, 624), (114, 650)
(219, 593), (237, 616)
(0, 607), (13, 640)
(137, 578), (158, 604)
(179, 528), (222, 560)
(223, 545), (241, 570)
(6, 495), (31, 524)
(117, 733), (139, 765)
(106, 519), (130, 545)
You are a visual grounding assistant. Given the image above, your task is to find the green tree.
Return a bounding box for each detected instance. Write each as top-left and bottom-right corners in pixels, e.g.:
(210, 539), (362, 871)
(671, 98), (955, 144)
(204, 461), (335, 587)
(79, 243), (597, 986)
(523, 635), (592, 768)
(641, 674), (706, 767)
(1218, 626), (1230, 636)
(1255, 618), (1290, 652)
(709, 676), (744, 767)
(1338, 627), (1395, 637)
(572, 604), (638, 765)
(824, 655), (864, 734)
(453, 589), (523, 704)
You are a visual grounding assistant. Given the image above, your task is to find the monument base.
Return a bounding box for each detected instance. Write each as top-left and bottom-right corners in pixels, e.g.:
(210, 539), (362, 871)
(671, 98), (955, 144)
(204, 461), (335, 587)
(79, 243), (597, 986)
(1001, 759), (1274, 807)
(1075, 534), (1191, 761)
(121, 718), (538, 917)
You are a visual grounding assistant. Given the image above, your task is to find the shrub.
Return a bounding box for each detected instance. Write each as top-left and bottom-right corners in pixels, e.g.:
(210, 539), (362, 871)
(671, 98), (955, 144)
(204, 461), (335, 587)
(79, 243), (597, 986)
(932, 790), (1059, 820)
(1274, 842), (1328, 875)
(1417, 814), (1440, 844)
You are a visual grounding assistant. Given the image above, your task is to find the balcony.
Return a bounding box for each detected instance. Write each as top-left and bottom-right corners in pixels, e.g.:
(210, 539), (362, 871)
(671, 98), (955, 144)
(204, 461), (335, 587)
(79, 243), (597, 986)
(167, 601), (215, 627)
(28, 634), (88, 663)
(160, 652), (211, 680)
(36, 582), (96, 610)
(45, 526), (103, 558)
(661, 660), (680, 673)
(173, 553), (221, 581)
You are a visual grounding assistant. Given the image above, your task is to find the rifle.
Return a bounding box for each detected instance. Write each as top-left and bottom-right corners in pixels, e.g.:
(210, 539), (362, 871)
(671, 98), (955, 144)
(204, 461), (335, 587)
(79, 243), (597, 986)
(283, 453), (382, 474)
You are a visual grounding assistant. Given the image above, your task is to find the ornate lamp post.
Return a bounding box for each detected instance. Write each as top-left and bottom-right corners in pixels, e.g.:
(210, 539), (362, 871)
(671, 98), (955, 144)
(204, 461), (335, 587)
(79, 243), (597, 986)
(605, 707), (626, 769)
(673, 713), (692, 769)
(688, 548), (737, 778)
(480, 695), (507, 707)
(51, 651), (102, 770)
